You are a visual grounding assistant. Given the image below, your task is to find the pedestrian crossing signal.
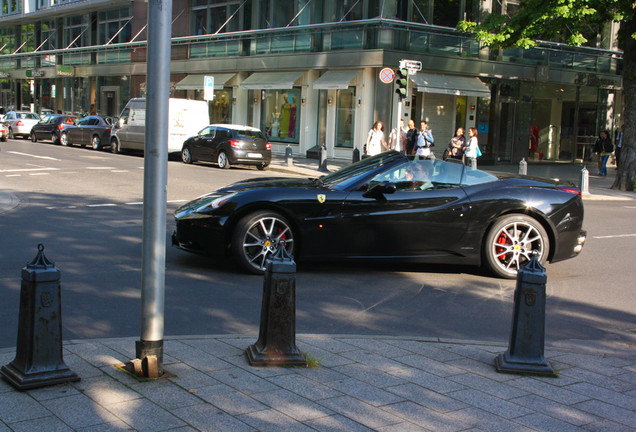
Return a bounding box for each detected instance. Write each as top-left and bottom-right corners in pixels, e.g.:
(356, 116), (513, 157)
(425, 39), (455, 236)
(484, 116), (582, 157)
(395, 69), (408, 100)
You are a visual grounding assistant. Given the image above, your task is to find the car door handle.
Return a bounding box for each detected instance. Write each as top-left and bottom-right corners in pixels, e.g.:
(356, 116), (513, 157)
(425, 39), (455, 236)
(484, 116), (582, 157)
(452, 204), (470, 213)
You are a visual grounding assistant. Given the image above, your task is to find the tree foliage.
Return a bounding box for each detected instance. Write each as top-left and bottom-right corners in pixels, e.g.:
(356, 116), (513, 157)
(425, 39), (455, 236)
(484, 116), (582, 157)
(459, 0), (636, 191)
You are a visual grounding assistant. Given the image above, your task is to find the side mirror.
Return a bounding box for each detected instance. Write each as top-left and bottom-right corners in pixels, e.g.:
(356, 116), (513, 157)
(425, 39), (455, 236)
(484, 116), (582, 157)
(363, 182), (396, 200)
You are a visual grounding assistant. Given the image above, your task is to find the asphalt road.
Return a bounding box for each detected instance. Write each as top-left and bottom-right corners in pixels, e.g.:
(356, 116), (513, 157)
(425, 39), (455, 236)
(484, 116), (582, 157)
(1, 139), (634, 353)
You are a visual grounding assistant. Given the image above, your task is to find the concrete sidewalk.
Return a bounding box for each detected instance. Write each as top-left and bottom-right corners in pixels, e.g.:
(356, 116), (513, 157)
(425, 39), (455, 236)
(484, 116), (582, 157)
(1, 335), (634, 431)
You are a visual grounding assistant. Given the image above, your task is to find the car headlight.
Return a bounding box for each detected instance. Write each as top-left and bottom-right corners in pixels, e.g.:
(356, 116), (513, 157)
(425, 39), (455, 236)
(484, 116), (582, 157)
(193, 193), (237, 214)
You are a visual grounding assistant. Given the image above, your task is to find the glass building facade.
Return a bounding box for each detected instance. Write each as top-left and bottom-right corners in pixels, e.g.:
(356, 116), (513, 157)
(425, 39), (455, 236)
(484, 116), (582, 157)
(0, 0), (623, 163)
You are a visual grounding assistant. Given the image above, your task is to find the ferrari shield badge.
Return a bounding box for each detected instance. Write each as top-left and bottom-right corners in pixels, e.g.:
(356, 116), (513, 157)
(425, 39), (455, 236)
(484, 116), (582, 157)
(317, 194), (326, 203)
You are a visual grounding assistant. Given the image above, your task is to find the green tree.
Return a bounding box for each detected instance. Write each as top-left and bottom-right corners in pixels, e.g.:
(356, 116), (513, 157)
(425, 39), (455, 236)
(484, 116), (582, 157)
(459, 0), (636, 191)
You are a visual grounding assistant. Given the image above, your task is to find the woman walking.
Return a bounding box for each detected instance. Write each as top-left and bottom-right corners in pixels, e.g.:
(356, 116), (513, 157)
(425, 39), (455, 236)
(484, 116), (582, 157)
(365, 121), (388, 156)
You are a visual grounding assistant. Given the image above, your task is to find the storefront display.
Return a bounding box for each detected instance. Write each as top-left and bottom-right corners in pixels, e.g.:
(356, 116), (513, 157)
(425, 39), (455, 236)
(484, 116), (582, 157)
(261, 89), (300, 143)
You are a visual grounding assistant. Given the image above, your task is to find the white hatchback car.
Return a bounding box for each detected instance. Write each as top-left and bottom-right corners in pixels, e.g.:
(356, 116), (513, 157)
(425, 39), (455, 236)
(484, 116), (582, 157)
(3, 111), (41, 139)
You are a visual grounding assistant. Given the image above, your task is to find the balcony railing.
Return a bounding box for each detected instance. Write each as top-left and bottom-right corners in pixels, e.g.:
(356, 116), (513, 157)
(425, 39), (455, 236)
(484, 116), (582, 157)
(0, 18), (622, 76)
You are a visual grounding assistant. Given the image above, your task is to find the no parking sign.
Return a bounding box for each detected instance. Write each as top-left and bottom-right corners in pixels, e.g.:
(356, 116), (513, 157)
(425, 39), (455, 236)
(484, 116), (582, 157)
(379, 67), (394, 84)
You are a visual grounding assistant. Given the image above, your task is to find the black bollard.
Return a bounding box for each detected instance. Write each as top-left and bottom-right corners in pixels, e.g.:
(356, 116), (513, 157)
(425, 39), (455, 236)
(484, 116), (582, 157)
(319, 145), (328, 172)
(245, 246), (307, 367)
(1, 244), (80, 390)
(352, 147), (360, 163)
(285, 144), (293, 167)
(495, 252), (556, 376)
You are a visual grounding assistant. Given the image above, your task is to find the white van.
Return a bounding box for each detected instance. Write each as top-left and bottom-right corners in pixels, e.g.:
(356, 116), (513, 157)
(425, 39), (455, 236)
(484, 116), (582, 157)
(110, 98), (209, 154)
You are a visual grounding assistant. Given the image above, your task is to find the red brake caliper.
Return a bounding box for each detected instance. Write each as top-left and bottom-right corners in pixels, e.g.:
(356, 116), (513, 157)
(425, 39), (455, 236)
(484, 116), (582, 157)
(496, 232), (508, 262)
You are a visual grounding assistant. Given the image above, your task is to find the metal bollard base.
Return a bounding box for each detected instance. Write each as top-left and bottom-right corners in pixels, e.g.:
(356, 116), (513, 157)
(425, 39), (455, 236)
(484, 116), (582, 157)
(1, 362), (80, 391)
(495, 352), (556, 377)
(245, 343), (307, 367)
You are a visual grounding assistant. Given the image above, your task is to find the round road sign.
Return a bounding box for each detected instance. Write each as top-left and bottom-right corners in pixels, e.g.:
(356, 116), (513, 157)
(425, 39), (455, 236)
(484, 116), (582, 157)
(379, 67), (394, 84)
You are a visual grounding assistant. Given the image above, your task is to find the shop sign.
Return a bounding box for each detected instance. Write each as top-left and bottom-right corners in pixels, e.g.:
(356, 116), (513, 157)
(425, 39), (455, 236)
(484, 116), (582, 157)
(57, 66), (74, 77)
(26, 69), (45, 78)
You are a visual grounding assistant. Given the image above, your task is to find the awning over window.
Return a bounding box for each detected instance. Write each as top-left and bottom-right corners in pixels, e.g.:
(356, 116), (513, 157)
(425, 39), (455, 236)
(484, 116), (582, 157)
(313, 70), (361, 90)
(410, 73), (491, 97)
(174, 73), (235, 90)
(240, 71), (305, 90)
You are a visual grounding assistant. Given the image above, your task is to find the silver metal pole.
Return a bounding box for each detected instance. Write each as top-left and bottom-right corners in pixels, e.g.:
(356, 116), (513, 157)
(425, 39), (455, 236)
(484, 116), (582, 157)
(137, 0), (172, 373)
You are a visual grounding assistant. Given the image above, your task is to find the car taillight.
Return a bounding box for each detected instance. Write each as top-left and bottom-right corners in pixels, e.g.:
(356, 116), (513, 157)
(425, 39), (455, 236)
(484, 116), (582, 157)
(557, 186), (581, 196)
(16, 120), (23, 126)
(229, 140), (241, 148)
(106, 128), (111, 134)
(58, 124), (64, 130)
(266, 142), (271, 150)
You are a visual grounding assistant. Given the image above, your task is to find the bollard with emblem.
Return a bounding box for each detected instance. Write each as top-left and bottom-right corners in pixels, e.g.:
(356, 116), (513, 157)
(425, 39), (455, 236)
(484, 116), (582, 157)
(495, 251), (556, 376)
(1, 244), (80, 390)
(285, 144), (293, 167)
(352, 147), (360, 163)
(246, 246), (307, 367)
(519, 157), (528, 175)
(319, 144), (328, 172)
(579, 165), (590, 195)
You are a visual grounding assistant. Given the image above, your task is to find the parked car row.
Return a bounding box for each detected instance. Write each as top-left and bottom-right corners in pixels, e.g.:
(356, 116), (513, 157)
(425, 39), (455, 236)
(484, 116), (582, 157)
(2, 99), (273, 170)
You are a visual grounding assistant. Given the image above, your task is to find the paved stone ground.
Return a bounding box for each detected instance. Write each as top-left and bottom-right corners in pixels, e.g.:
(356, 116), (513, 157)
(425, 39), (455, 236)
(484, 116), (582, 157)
(1, 335), (634, 431)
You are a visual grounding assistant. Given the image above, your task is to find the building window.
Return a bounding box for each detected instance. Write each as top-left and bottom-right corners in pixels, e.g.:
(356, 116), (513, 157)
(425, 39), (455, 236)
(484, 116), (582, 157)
(335, 87), (355, 148)
(1, 0), (21, 16)
(190, 0), (241, 35)
(98, 7), (132, 44)
(64, 15), (90, 47)
(260, 88), (300, 143)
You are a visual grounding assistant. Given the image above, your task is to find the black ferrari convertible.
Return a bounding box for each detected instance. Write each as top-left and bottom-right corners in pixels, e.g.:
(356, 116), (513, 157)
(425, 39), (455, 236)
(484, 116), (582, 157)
(172, 151), (586, 278)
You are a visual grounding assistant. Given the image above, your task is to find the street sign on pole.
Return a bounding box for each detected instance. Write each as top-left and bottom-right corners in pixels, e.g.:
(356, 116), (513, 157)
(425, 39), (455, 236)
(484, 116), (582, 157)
(204, 76), (214, 101)
(399, 59), (422, 75)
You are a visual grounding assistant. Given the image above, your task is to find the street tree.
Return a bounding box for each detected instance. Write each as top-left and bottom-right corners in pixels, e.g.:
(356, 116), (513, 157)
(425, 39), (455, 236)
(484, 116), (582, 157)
(458, 0), (635, 191)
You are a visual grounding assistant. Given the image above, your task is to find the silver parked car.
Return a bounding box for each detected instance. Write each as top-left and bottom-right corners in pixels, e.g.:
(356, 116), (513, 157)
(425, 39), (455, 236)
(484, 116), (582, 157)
(3, 111), (41, 139)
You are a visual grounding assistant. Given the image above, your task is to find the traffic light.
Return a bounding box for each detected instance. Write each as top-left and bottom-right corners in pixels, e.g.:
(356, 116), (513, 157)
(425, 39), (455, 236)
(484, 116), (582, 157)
(395, 68), (408, 100)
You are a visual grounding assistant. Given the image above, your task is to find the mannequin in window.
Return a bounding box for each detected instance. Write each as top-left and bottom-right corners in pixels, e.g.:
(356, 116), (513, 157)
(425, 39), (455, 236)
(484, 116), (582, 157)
(288, 96), (297, 138)
(271, 109), (280, 138)
(280, 94), (291, 138)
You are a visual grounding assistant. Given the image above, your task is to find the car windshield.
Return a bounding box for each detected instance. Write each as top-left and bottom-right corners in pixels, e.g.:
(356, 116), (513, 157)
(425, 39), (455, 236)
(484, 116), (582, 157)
(320, 151), (407, 189)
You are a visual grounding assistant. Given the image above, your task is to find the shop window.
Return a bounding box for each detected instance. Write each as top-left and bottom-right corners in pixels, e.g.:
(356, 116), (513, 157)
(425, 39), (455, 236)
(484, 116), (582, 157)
(210, 89), (232, 123)
(335, 87), (355, 148)
(260, 89), (300, 143)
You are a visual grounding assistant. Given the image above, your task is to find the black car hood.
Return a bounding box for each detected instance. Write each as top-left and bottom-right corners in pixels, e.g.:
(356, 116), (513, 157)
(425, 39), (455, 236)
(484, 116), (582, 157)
(217, 176), (322, 193)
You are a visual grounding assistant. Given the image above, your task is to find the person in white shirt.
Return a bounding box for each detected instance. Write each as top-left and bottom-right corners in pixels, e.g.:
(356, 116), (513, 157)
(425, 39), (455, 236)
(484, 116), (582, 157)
(388, 119), (407, 153)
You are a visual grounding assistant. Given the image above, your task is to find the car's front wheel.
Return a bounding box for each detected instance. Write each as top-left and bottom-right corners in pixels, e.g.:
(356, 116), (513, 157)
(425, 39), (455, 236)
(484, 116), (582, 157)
(231, 211), (296, 274)
(217, 151), (230, 169)
(31, 131), (37, 142)
(60, 133), (70, 146)
(91, 135), (101, 150)
(8, 127), (13, 139)
(484, 214), (549, 279)
(181, 146), (193, 164)
(51, 133), (60, 145)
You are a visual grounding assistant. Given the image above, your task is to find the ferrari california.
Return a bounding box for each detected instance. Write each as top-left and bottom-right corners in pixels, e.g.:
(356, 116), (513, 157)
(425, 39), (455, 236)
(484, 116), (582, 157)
(172, 151), (586, 278)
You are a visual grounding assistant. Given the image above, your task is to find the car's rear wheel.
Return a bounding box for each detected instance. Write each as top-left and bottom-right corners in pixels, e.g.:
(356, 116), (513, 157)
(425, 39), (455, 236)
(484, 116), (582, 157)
(232, 211), (295, 274)
(31, 131), (37, 142)
(111, 138), (120, 154)
(257, 163), (269, 171)
(60, 133), (70, 146)
(8, 128), (13, 139)
(91, 135), (101, 150)
(181, 146), (193, 164)
(484, 214), (549, 279)
(217, 151), (230, 169)
(51, 133), (60, 145)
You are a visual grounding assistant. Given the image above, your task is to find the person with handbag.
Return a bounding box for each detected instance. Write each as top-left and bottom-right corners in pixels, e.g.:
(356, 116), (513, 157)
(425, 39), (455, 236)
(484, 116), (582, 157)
(365, 120), (387, 156)
(446, 127), (466, 161)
